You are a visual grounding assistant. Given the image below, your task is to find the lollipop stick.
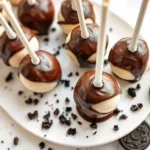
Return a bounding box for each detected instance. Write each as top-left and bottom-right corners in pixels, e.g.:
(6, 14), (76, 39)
(2, 0), (40, 65)
(93, 0), (109, 88)
(27, 0), (36, 6)
(72, 0), (76, 11)
(74, 0), (89, 39)
(129, 0), (149, 52)
(0, 13), (16, 39)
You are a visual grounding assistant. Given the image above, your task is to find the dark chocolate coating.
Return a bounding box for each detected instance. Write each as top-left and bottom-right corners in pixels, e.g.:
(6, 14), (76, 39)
(66, 24), (108, 68)
(109, 38), (149, 81)
(18, 0), (55, 35)
(18, 50), (61, 83)
(119, 121), (150, 150)
(58, 0), (95, 24)
(0, 26), (35, 66)
(74, 70), (121, 122)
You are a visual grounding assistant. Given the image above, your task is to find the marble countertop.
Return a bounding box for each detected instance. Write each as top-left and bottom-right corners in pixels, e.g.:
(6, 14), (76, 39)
(0, 0), (150, 150)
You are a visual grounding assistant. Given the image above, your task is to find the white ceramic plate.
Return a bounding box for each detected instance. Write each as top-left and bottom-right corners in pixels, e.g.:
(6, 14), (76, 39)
(0, 0), (150, 148)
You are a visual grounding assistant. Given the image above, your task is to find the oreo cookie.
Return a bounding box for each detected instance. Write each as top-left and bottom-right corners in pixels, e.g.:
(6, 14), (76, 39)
(119, 121), (150, 150)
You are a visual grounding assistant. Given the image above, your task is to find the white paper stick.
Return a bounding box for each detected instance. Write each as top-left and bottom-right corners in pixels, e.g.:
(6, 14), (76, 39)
(129, 0), (149, 52)
(93, 0), (109, 88)
(2, 0), (40, 65)
(74, 0), (89, 39)
(0, 13), (16, 39)
(27, 0), (36, 6)
(72, 0), (76, 11)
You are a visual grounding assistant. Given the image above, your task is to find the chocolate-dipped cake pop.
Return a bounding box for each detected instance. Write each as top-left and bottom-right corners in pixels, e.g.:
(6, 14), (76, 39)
(18, 0), (55, 35)
(0, 13), (39, 67)
(109, 0), (149, 82)
(74, 0), (121, 122)
(66, 0), (108, 68)
(3, 0), (61, 93)
(58, 0), (95, 35)
(9, 0), (21, 5)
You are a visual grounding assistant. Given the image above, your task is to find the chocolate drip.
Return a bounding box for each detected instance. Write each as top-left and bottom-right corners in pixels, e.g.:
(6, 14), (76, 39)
(66, 24), (108, 67)
(74, 70), (121, 122)
(18, 0), (55, 35)
(58, 0), (95, 24)
(19, 50), (61, 83)
(0, 26), (35, 66)
(109, 38), (149, 81)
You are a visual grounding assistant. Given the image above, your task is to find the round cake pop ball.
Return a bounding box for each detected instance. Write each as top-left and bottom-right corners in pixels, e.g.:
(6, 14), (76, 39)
(9, 0), (21, 5)
(58, 0), (95, 35)
(74, 70), (121, 123)
(66, 24), (108, 67)
(18, 50), (61, 93)
(18, 0), (55, 35)
(0, 26), (39, 67)
(109, 38), (149, 82)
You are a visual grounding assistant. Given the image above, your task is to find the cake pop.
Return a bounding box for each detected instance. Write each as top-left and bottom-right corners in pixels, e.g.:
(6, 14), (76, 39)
(109, 0), (149, 82)
(66, 0), (108, 68)
(3, 0), (61, 93)
(0, 13), (39, 67)
(58, 0), (95, 35)
(18, 0), (55, 35)
(74, 0), (121, 122)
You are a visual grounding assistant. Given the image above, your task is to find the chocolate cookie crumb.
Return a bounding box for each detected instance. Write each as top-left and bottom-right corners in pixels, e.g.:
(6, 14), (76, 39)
(59, 114), (67, 124)
(128, 88), (136, 98)
(25, 97), (33, 105)
(65, 97), (70, 103)
(33, 99), (39, 105)
(43, 111), (50, 120)
(131, 105), (139, 111)
(138, 103), (143, 109)
(67, 128), (76, 136)
(71, 113), (77, 120)
(68, 72), (73, 77)
(119, 114), (128, 120)
(90, 123), (98, 129)
(48, 148), (52, 150)
(54, 94), (57, 97)
(28, 111), (38, 120)
(93, 131), (97, 135)
(75, 72), (79, 76)
(42, 120), (53, 129)
(39, 142), (45, 149)
(18, 91), (23, 96)
(66, 107), (72, 112)
(66, 120), (71, 126)
(136, 84), (141, 90)
(61, 79), (70, 87)
(5, 72), (13, 82)
(77, 121), (82, 125)
(114, 108), (122, 116)
(51, 28), (56, 32)
(104, 59), (108, 65)
(54, 108), (60, 116)
(43, 37), (49, 43)
(114, 125), (119, 131)
(109, 27), (113, 32)
(13, 137), (19, 146)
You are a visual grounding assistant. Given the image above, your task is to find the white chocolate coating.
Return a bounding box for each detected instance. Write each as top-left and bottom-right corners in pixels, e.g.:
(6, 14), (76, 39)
(58, 8), (94, 35)
(19, 74), (58, 93)
(9, 37), (39, 67)
(92, 95), (120, 113)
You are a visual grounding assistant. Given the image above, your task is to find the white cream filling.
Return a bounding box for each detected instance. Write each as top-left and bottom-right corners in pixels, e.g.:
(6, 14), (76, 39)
(19, 74), (58, 93)
(92, 95), (120, 113)
(110, 63), (135, 80)
(58, 8), (94, 34)
(9, 37), (39, 67)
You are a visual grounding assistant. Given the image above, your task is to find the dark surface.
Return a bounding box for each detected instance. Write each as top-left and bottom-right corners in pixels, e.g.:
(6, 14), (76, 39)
(18, 0), (55, 35)
(119, 121), (150, 150)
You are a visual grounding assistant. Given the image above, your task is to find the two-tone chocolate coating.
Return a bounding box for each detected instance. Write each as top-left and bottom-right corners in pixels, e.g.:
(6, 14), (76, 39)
(74, 70), (121, 122)
(58, 0), (95, 25)
(19, 50), (61, 83)
(0, 26), (35, 66)
(18, 0), (55, 35)
(109, 38), (149, 81)
(66, 24), (108, 67)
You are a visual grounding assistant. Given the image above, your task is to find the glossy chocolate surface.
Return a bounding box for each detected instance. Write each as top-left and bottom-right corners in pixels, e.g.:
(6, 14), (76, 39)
(18, 0), (55, 35)
(58, 0), (95, 24)
(74, 70), (121, 122)
(66, 24), (108, 67)
(19, 50), (61, 83)
(109, 38), (149, 81)
(0, 26), (35, 66)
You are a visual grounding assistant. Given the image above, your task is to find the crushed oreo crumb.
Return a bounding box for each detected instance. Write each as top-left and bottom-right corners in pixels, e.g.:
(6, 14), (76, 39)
(48, 148), (52, 150)
(77, 121), (82, 125)
(25, 97), (33, 105)
(109, 27), (113, 32)
(59, 114), (67, 124)
(67, 128), (76, 136)
(136, 84), (141, 90)
(119, 114), (128, 120)
(54, 108), (60, 116)
(51, 28), (56, 32)
(42, 120), (53, 129)
(114, 108), (122, 116)
(43, 111), (50, 120)
(68, 72), (73, 77)
(66, 120), (71, 126)
(65, 97), (70, 103)
(75, 72), (79, 76)
(43, 37), (49, 43)
(5, 72), (13, 82)
(93, 131), (97, 135)
(114, 125), (119, 131)
(131, 105), (138, 111)
(90, 123), (98, 129)
(61, 79), (70, 87)
(54, 94), (57, 97)
(28, 111), (38, 120)
(56, 99), (59, 103)
(18, 91), (23, 96)
(66, 107), (72, 112)
(13, 137), (19, 146)
(128, 88), (136, 98)
(62, 43), (65, 48)
(104, 59), (109, 65)
(39, 142), (45, 149)
(71, 113), (77, 120)
(138, 103), (143, 109)
(33, 99), (39, 105)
